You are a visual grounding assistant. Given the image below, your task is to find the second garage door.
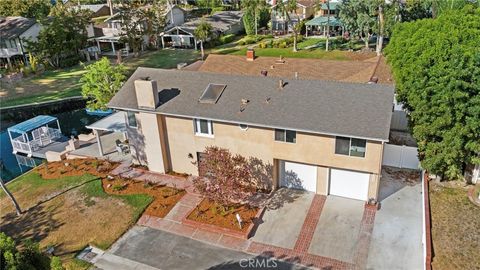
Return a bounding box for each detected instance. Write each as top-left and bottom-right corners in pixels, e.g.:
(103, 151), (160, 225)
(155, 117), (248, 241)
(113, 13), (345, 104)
(279, 161), (317, 193)
(329, 169), (370, 201)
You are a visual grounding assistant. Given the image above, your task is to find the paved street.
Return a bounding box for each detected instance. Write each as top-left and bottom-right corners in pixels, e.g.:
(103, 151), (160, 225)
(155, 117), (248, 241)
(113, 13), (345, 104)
(97, 226), (309, 270)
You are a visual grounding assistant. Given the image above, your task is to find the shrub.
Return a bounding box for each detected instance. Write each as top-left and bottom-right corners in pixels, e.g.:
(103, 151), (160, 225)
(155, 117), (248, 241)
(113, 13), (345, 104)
(219, 34), (235, 44)
(279, 42), (287, 48)
(258, 42), (267, 49)
(50, 256), (65, 270)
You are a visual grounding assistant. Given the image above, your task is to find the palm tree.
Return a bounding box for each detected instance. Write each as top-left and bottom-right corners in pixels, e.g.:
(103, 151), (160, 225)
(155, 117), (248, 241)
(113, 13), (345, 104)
(277, 0), (301, 52)
(194, 19), (213, 61)
(325, 0), (330, 51)
(242, 0), (266, 36)
(0, 161), (21, 216)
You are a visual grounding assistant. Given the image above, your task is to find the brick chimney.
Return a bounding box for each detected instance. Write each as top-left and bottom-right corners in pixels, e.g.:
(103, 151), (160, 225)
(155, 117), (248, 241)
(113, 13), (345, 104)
(246, 48), (255, 61)
(135, 78), (159, 110)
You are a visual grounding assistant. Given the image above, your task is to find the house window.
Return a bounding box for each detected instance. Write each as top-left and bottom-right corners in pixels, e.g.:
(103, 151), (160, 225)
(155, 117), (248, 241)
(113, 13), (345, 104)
(126, 111), (137, 128)
(194, 119), (214, 137)
(335, 136), (366, 157)
(239, 124), (248, 131)
(275, 129), (296, 143)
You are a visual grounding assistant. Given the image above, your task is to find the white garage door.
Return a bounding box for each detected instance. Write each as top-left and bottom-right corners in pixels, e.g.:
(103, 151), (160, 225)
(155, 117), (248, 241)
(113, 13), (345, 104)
(329, 169), (370, 201)
(279, 161), (317, 192)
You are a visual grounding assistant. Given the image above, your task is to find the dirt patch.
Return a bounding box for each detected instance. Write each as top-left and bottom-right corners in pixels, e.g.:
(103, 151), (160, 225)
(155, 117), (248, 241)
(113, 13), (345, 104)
(0, 187), (135, 255)
(383, 166), (421, 186)
(38, 158), (117, 179)
(430, 182), (480, 270)
(102, 178), (185, 218)
(187, 199), (258, 232)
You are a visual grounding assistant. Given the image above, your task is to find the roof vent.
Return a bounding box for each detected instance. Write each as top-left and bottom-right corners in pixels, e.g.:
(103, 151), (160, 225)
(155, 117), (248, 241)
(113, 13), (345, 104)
(278, 79), (284, 89)
(199, 83), (227, 104)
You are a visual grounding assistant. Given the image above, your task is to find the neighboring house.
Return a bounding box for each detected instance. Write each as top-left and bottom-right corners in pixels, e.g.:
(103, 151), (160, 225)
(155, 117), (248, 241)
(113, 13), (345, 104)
(72, 4), (112, 18)
(160, 11), (244, 49)
(316, 0), (341, 17)
(108, 67), (394, 202)
(165, 5), (186, 29)
(0, 16), (42, 67)
(271, 0), (317, 33)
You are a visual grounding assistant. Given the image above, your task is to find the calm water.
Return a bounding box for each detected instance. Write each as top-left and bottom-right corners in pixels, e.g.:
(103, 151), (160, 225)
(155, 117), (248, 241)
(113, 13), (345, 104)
(0, 109), (104, 182)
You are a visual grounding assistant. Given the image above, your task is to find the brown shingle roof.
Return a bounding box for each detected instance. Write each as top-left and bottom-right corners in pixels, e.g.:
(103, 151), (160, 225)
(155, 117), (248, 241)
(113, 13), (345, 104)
(0, 16), (36, 39)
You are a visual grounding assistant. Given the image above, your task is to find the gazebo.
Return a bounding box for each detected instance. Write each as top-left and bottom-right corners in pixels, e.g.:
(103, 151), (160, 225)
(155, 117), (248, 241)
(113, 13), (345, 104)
(7, 115), (63, 157)
(305, 16), (344, 37)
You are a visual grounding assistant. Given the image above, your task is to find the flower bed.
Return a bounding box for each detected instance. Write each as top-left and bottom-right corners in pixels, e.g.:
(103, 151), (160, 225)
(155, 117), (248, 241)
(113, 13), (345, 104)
(38, 158), (117, 179)
(103, 177), (185, 218)
(184, 199), (264, 239)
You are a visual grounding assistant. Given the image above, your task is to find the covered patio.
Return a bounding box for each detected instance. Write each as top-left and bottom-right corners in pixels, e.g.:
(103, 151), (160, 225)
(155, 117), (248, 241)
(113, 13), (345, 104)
(305, 16), (344, 37)
(93, 35), (130, 56)
(161, 27), (197, 49)
(70, 112), (131, 162)
(7, 115), (68, 158)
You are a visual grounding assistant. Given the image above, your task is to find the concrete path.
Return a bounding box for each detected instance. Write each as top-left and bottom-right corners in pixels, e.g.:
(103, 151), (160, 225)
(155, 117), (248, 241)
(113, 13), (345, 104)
(102, 226), (307, 270)
(252, 189), (314, 249)
(309, 196), (365, 263)
(366, 168), (423, 270)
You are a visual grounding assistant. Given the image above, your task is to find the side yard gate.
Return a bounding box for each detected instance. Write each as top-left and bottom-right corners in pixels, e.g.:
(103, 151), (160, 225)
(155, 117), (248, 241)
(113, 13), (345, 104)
(383, 143), (421, 169)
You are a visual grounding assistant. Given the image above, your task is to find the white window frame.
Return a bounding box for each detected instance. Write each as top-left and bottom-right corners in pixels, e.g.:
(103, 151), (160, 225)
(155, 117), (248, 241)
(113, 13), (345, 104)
(194, 119), (214, 138)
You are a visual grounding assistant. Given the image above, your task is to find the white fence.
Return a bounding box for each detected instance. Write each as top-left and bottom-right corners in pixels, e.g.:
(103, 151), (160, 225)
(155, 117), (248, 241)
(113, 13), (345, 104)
(383, 143), (421, 169)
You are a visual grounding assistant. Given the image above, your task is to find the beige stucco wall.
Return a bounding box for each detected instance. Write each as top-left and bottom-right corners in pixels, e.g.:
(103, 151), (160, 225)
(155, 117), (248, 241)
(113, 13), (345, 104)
(316, 166), (329, 195)
(163, 115), (383, 190)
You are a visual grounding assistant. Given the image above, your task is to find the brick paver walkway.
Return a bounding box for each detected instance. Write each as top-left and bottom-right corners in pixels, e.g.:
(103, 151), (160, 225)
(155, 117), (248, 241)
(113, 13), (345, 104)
(293, 195), (326, 253)
(113, 162), (377, 270)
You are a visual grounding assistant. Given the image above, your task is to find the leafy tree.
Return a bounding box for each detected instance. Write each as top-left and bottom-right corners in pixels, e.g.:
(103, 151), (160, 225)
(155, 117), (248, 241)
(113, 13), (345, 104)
(400, 0), (433, 21)
(50, 256), (65, 270)
(0, 233), (51, 270)
(80, 57), (126, 110)
(143, 1), (167, 49)
(193, 146), (262, 207)
(339, 0), (377, 49)
(431, 0), (479, 18)
(118, 2), (146, 55)
(26, 5), (91, 68)
(385, 5), (480, 179)
(0, 0), (51, 18)
(194, 19), (213, 60)
(242, 0), (267, 36)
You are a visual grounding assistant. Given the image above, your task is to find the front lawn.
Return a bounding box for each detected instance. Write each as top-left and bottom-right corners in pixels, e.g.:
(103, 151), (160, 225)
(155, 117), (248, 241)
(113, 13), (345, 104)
(0, 49), (200, 108)
(0, 159), (154, 269)
(430, 182), (480, 270)
(212, 37), (375, 61)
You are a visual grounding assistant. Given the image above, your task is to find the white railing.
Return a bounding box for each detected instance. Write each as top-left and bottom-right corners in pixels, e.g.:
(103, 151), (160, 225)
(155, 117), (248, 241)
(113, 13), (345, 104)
(11, 128), (62, 154)
(101, 27), (122, 37)
(0, 48), (21, 57)
(16, 155), (37, 168)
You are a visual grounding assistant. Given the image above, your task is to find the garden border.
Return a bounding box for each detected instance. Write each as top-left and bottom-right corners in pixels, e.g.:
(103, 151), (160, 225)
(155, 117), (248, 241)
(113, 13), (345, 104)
(182, 202), (265, 240)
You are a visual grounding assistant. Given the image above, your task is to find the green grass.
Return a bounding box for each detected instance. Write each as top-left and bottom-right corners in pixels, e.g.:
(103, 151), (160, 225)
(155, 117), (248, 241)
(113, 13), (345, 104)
(0, 171), (99, 201)
(80, 179), (153, 221)
(223, 46), (350, 60)
(1, 49), (200, 108)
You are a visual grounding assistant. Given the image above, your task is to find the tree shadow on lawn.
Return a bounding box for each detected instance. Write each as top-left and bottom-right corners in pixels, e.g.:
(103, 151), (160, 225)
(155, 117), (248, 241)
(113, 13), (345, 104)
(1, 202), (63, 247)
(208, 251), (313, 270)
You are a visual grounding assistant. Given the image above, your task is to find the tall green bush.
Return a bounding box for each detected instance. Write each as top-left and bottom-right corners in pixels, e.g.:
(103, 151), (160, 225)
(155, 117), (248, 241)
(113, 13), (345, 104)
(385, 5), (480, 179)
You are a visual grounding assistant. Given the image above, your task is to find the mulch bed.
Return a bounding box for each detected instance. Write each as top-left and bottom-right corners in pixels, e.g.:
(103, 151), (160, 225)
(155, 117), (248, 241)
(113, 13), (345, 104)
(37, 158), (117, 179)
(102, 178), (186, 218)
(187, 199), (258, 233)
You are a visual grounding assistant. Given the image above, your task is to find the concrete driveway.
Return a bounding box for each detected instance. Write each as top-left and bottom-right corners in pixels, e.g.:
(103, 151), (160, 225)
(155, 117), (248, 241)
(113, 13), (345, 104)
(308, 196), (365, 263)
(98, 226), (309, 270)
(251, 189), (314, 249)
(366, 167), (423, 270)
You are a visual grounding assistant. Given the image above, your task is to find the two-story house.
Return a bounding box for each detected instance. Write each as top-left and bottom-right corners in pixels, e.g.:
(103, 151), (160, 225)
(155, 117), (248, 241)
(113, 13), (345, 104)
(0, 16), (42, 67)
(108, 67), (394, 202)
